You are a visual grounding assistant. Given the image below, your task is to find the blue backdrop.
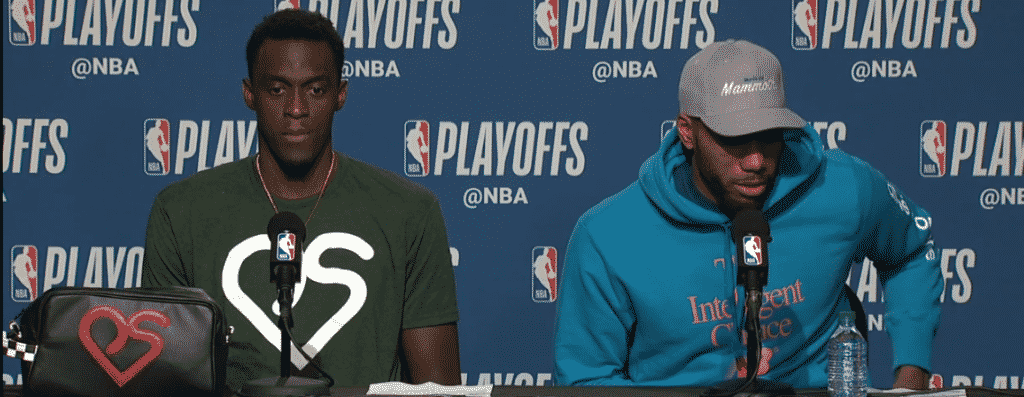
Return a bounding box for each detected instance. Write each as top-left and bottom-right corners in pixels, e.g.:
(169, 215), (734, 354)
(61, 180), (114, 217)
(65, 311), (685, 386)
(4, 0), (1022, 390)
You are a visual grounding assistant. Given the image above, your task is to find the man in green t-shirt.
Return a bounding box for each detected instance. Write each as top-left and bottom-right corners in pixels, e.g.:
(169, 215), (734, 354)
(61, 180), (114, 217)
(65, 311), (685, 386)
(142, 9), (460, 391)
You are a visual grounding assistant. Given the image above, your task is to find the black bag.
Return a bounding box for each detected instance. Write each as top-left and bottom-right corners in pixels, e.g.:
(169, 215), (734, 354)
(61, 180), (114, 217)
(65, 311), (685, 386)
(4, 286), (230, 397)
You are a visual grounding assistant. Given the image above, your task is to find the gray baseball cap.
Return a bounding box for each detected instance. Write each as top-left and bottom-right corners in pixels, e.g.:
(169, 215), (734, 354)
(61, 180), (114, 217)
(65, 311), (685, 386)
(678, 39), (805, 137)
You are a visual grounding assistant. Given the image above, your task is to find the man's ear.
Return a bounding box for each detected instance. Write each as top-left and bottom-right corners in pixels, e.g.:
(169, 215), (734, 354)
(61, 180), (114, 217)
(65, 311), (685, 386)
(335, 80), (348, 112)
(242, 78), (255, 111)
(677, 114), (697, 150)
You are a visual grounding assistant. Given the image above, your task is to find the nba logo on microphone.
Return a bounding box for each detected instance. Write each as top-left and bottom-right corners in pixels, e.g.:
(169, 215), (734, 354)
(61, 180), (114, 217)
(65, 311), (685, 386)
(9, 0), (37, 45)
(743, 236), (763, 266)
(534, 0), (559, 50)
(791, 0), (817, 50)
(144, 118), (171, 176)
(11, 245), (39, 302)
(277, 233), (297, 261)
(920, 120), (947, 177)
(405, 120), (430, 177)
(532, 247), (558, 303)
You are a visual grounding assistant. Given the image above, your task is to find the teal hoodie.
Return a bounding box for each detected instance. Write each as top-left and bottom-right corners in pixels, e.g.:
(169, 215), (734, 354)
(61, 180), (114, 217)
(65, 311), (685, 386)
(554, 125), (941, 387)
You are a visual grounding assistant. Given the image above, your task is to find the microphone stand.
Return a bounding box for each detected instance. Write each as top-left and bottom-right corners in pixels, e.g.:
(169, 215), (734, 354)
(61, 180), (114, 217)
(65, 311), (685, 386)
(702, 270), (795, 397)
(704, 209), (795, 397)
(239, 248), (328, 396)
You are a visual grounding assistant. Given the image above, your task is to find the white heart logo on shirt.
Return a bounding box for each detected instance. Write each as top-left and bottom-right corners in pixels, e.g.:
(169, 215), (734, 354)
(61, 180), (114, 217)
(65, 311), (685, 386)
(222, 233), (374, 369)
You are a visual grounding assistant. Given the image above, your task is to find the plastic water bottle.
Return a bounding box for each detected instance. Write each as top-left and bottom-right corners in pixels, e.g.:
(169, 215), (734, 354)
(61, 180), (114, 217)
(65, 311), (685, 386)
(828, 311), (867, 397)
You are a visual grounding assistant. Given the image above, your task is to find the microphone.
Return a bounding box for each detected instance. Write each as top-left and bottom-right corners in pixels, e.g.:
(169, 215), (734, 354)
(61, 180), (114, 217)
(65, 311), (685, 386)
(241, 211), (329, 395)
(703, 209), (794, 396)
(239, 212), (327, 394)
(267, 212), (305, 378)
(732, 209), (771, 381)
(732, 208), (771, 292)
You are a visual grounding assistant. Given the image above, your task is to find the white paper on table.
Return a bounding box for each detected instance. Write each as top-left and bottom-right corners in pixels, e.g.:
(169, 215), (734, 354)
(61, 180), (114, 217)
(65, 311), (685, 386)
(367, 381), (492, 396)
(868, 387), (967, 396)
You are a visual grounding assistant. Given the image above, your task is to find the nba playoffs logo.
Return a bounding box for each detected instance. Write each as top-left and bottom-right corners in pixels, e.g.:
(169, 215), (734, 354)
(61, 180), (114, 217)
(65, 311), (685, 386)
(532, 246), (558, 302)
(11, 245), (38, 302)
(144, 119), (171, 176)
(743, 236), (763, 266)
(405, 120), (430, 177)
(276, 0), (300, 10)
(534, 0), (559, 50)
(277, 233), (297, 261)
(9, 0), (36, 45)
(920, 120), (947, 177)
(791, 0), (817, 50)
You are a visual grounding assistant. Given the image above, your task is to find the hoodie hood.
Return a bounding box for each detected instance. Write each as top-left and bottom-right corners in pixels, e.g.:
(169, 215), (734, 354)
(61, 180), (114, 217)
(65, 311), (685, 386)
(639, 123), (824, 225)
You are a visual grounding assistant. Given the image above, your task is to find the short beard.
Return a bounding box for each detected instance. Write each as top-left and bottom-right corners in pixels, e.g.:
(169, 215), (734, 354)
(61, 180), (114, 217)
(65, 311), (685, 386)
(696, 167), (766, 218)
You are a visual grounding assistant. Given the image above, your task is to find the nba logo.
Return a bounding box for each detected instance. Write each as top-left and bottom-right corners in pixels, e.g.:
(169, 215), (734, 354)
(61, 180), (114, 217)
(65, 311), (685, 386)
(792, 0), (817, 50)
(9, 0), (36, 45)
(930, 375), (944, 389)
(276, 0), (301, 11)
(532, 246), (558, 302)
(276, 0), (340, 24)
(11, 245), (38, 302)
(661, 120), (676, 142)
(743, 236), (763, 266)
(920, 120), (947, 177)
(534, 0), (559, 50)
(277, 233), (296, 261)
(404, 120), (430, 177)
(144, 118), (171, 176)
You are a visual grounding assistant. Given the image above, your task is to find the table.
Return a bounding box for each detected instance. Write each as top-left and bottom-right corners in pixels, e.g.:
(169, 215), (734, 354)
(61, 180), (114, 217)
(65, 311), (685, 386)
(6, 385), (1022, 397)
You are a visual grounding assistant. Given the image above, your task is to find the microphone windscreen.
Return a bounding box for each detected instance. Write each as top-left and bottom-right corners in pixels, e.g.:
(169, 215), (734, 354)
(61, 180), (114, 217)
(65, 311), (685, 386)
(731, 208), (770, 241)
(267, 211), (307, 242)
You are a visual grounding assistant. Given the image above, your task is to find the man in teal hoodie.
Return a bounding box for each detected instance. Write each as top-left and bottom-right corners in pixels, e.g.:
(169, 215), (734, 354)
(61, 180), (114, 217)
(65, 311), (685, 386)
(554, 39), (940, 390)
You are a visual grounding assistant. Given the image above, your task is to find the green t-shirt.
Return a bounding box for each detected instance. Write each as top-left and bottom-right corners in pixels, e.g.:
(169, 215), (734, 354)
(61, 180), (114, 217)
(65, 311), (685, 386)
(142, 153), (459, 390)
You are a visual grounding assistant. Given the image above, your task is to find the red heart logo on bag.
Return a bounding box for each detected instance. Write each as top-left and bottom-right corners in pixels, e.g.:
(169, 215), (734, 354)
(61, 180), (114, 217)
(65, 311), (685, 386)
(78, 306), (171, 387)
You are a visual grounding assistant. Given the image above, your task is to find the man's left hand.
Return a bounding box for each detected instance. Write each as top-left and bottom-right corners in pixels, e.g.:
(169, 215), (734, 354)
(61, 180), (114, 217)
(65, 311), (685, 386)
(893, 365), (930, 390)
(401, 322), (461, 385)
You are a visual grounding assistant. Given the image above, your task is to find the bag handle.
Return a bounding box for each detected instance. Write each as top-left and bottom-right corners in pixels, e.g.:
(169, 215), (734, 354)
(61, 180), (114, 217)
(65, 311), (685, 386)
(3, 321), (38, 363)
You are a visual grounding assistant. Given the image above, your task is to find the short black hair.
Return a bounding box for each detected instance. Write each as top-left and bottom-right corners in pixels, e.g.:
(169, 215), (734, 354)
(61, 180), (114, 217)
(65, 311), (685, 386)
(246, 9), (345, 82)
